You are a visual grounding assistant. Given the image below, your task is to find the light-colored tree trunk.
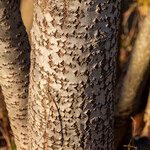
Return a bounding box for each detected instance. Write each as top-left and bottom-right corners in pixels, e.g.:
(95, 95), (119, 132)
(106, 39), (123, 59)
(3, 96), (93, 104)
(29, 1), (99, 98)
(0, 1), (30, 149)
(28, 0), (120, 149)
(116, 11), (150, 117)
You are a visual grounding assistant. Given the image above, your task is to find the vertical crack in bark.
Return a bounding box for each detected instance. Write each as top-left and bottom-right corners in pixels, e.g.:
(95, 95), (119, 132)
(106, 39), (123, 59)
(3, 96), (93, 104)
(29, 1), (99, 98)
(36, 77), (64, 147)
(47, 78), (64, 146)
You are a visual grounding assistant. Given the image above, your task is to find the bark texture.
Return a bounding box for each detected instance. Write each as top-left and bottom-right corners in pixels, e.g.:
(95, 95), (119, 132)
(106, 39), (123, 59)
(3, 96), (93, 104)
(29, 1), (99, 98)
(0, 1), (30, 149)
(28, 0), (120, 149)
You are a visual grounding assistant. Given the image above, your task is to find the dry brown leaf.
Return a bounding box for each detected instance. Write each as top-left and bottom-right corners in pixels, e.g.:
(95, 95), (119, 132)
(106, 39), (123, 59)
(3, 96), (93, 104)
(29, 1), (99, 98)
(131, 112), (145, 138)
(131, 90), (150, 139)
(141, 90), (150, 139)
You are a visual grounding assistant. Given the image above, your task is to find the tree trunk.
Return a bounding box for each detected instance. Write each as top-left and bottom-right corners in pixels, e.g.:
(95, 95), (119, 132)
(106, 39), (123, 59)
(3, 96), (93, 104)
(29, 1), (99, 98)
(115, 9), (150, 150)
(116, 11), (150, 117)
(28, 0), (120, 149)
(0, 1), (30, 149)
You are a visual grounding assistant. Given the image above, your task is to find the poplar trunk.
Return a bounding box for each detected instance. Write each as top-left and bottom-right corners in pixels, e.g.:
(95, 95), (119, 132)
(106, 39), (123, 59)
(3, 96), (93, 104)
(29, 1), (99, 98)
(28, 1), (120, 149)
(0, 1), (30, 149)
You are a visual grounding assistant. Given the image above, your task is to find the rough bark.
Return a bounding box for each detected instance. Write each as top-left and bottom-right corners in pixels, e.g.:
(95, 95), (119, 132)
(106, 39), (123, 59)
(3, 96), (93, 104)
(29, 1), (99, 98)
(28, 0), (120, 149)
(0, 1), (30, 149)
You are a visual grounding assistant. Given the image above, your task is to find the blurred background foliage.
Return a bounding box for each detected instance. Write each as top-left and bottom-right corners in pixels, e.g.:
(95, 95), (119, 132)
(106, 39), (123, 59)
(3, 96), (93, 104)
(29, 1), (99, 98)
(137, 0), (150, 15)
(120, 0), (149, 66)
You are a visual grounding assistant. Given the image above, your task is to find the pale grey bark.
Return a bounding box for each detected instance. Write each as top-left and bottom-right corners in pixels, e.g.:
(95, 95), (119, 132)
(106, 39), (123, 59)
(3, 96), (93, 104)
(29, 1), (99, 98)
(0, 0), (121, 149)
(0, 1), (30, 149)
(28, 0), (120, 149)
